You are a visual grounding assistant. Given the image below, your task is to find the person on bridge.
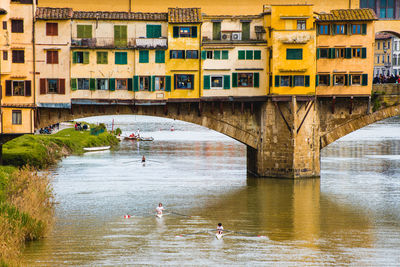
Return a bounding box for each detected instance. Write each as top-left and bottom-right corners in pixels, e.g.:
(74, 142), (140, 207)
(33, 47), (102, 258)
(156, 203), (165, 216)
(217, 223), (224, 235)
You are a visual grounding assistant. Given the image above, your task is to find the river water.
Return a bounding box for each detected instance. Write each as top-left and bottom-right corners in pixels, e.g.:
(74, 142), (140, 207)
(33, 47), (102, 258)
(22, 115), (400, 266)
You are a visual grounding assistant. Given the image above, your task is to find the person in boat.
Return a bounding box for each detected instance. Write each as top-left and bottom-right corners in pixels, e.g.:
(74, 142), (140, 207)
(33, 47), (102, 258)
(170, 125), (174, 131)
(142, 155), (146, 163)
(136, 129), (140, 138)
(217, 223), (224, 235)
(156, 203), (165, 216)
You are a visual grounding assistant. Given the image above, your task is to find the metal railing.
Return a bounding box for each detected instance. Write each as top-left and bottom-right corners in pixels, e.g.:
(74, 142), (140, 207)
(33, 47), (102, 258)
(71, 37), (168, 49)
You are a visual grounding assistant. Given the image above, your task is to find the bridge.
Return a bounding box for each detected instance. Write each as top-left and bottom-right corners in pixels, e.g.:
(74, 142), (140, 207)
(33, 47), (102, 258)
(12, 84), (395, 179)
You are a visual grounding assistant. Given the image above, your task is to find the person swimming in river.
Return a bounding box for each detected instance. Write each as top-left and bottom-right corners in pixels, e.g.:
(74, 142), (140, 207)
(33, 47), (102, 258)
(156, 203), (165, 216)
(217, 223), (223, 235)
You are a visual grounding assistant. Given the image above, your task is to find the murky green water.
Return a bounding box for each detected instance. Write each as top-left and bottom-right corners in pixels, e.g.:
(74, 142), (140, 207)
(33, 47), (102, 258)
(22, 116), (400, 266)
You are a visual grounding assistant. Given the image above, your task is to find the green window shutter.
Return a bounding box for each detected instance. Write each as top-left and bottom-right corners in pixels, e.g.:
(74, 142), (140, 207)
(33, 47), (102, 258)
(73, 51), (77, 63)
(317, 48), (320, 59)
(246, 50), (253, 60)
(289, 76), (294, 87)
(275, 75), (280, 87)
(139, 50), (149, 63)
(348, 74), (352, 86)
(213, 22), (221, 40)
(214, 50), (221, 60)
(97, 52), (101, 64)
(238, 50), (245, 60)
(146, 25), (152, 38)
(361, 24), (367, 35)
(154, 25), (161, 38)
(173, 26), (179, 38)
(165, 76), (171, 92)
(328, 75), (331, 86)
(332, 24), (336, 35)
(222, 50), (229, 60)
(84, 25), (92, 38)
(361, 47), (367, 59)
(286, 49), (302, 60)
(344, 74), (348, 86)
(77, 25), (84, 38)
(121, 52), (127, 64)
(90, 78), (96, 90)
(329, 48), (336, 59)
(242, 22), (250, 40)
(114, 25), (120, 45)
(151, 76), (155, 91)
(155, 50), (165, 63)
(109, 78), (115, 91)
(362, 74), (368, 86)
(223, 75), (230, 89)
(305, 75), (310, 87)
(148, 76), (152, 91)
(254, 50), (261, 60)
(253, 73), (259, 88)
(133, 76), (139, 91)
(316, 75), (319, 86)
(203, 75), (210, 89)
(71, 78), (77, 90)
(201, 51), (207, 60)
(115, 52), (120, 64)
(114, 25), (127, 47)
(83, 52), (89, 64)
(345, 48), (352, 59)
(232, 73), (238, 87)
(191, 26), (197, 38)
(128, 78), (133, 91)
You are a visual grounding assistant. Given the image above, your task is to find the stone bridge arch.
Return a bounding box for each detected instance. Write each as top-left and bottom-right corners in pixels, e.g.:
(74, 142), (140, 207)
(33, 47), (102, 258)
(374, 20), (400, 38)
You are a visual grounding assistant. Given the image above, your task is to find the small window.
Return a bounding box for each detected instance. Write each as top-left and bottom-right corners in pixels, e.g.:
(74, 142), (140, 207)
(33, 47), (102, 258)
(352, 48), (361, 58)
(139, 76), (150, 91)
(319, 48), (329, 58)
(46, 23), (58, 36)
(297, 20), (306, 30)
(351, 74), (361, 85)
(211, 76), (223, 89)
(318, 25), (330, 35)
(179, 27), (191, 37)
(12, 50), (24, 63)
(115, 51), (128, 64)
(335, 24), (346, 34)
(318, 74), (330, 86)
(388, 41), (391, 49)
(378, 42), (380, 50)
(170, 50), (185, 59)
(222, 50), (229, 60)
(47, 79), (59, 93)
(352, 24), (361, 34)
(12, 110), (22, 125)
(2, 21), (7, 30)
(116, 79), (127, 90)
(154, 76), (165, 91)
(286, 49), (302, 60)
(335, 48), (345, 58)
(186, 50), (198, 59)
(146, 24), (162, 38)
(12, 81), (25, 96)
(294, 76), (304, 86)
(46, 50), (59, 64)
(238, 73), (253, 87)
(175, 74), (194, 89)
(77, 25), (92, 38)
(280, 76), (290, 87)
(97, 52), (108, 64)
(76, 52), (84, 64)
(155, 50), (165, 63)
(11, 20), (23, 33)
(334, 74), (345, 86)
(78, 78), (89, 90)
(206, 51), (213, 59)
(3, 51), (8, 61)
(97, 79), (108, 90)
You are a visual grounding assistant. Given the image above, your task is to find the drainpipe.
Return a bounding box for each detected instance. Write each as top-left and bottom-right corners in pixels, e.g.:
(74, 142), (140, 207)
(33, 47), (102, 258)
(129, 0), (132, 12)
(198, 23), (202, 99)
(32, 0), (37, 132)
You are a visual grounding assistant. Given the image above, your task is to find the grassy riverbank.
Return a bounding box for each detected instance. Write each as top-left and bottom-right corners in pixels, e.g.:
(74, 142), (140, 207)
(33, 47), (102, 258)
(0, 127), (119, 265)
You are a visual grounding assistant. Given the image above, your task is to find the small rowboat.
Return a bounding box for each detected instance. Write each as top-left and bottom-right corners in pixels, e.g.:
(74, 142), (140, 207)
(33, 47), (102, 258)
(138, 137), (154, 141)
(83, 146), (110, 152)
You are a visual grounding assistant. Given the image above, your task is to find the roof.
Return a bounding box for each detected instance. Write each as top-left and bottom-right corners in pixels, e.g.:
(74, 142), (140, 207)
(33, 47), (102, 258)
(0, 8), (7, 15)
(375, 32), (393, 40)
(168, 8), (202, 23)
(317, 9), (377, 22)
(72, 11), (167, 21)
(36, 7), (73, 20)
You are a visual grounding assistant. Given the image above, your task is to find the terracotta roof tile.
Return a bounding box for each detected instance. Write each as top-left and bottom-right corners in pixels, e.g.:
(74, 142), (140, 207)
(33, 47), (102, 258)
(168, 8), (202, 23)
(317, 9), (377, 22)
(72, 11), (167, 21)
(36, 7), (73, 20)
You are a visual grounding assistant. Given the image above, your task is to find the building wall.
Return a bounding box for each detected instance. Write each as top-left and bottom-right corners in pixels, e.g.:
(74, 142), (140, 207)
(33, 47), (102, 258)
(374, 37), (393, 76)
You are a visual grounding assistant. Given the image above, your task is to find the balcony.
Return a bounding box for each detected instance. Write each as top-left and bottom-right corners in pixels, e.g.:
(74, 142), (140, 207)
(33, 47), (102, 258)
(71, 37), (168, 49)
(135, 38), (168, 49)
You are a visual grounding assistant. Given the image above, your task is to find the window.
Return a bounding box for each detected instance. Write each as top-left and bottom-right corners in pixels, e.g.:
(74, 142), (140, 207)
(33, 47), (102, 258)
(297, 20), (306, 30)
(378, 42), (380, 50)
(139, 76), (150, 91)
(2, 21), (6, 30)
(3, 51), (8, 61)
(352, 48), (361, 58)
(388, 54), (391, 63)
(12, 81), (25, 95)
(334, 74), (345, 86)
(294, 76), (304, 86)
(351, 74), (361, 85)
(173, 26), (197, 38)
(114, 25), (127, 47)
(238, 50), (245, 60)
(388, 41), (391, 49)
(47, 79), (59, 93)
(146, 24), (161, 38)
(318, 25), (330, 35)
(97, 52), (108, 64)
(175, 74), (194, 89)
(186, 50), (198, 59)
(319, 48), (328, 58)
(138, 50), (149, 63)
(170, 50), (185, 59)
(286, 49), (302, 60)
(12, 110), (22, 125)
(116, 79), (127, 90)
(11, 20), (23, 33)
(77, 25), (92, 38)
(155, 50), (165, 63)
(46, 23), (58, 36)
(335, 24), (346, 34)
(382, 54), (385, 63)
(246, 50), (253, 60)
(96, 79), (108, 90)
(238, 73), (253, 87)
(335, 48), (345, 58)
(360, 0), (376, 10)
(253, 50), (261, 60)
(154, 76), (165, 91)
(211, 76), (223, 89)
(213, 22), (221, 40)
(242, 22), (250, 40)
(214, 50), (221, 59)
(115, 52), (128, 64)
(280, 76), (290, 87)
(5, 80), (31, 96)
(12, 50), (24, 63)
(318, 74), (330, 86)
(73, 51), (89, 64)
(78, 78), (89, 90)
(379, 0), (395, 18)
(222, 50), (229, 60)
(206, 51), (213, 59)
(46, 50), (59, 64)
(352, 24), (361, 34)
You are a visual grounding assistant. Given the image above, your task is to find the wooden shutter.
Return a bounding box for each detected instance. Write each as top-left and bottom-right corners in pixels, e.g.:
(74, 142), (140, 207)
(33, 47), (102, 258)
(213, 22), (221, 40)
(5, 80), (12, 96)
(316, 48), (320, 59)
(275, 75), (280, 87)
(201, 51), (206, 60)
(122, 52), (127, 64)
(154, 25), (161, 38)
(77, 25), (84, 38)
(223, 75), (230, 89)
(165, 76), (171, 92)
(214, 50), (220, 60)
(173, 26), (179, 38)
(344, 74), (348, 86)
(71, 79), (77, 90)
(222, 50), (229, 60)
(139, 50), (149, 63)
(329, 48), (336, 59)
(59, 79), (65, 94)
(40, 78), (47, 94)
(146, 25), (153, 38)
(46, 23), (58, 36)
(148, 76), (152, 91)
(83, 52), (89, 64)
(72, 51), (77, 63)
(128, 78), (133, 91)
(242, 22), (250, 40)
(361, 24), (367, 35)
(109, 78), (115, 91)
(203, 75), (210, 89)
(90, 78), (96, 90)
(315, 75), (319, 86)
(84, 25), (92, 38)
(191, 26), (197, 38)
(246, 50), (253, 60)
(133, 76), (139, 91)
(155, 50), (165, 63)
(24, 81), (31, 96)
(361, 47), (367, 59)
(362, 74), (368, 86)
(151, 76), (155, 91)
(305, 75), (310, 87)
(253, 73), (259, 88)
(289, 76), (294, 87)
(345, 48), (352, 59)
(232, 73), (238, 87)
(253, 50), (261, 60)
(238, 50), (245, 60)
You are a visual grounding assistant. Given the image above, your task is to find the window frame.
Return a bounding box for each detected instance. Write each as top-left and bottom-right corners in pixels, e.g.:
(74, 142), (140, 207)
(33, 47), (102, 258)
(115, 51), (128, 65)
(319, 48), (329, 58)
(96, 51), (108, 64)
(116, 78), (128, 90)
(206, 51), (213, 59)
(335, 24), (347, 35)
(46, 22), (58, 36)
(47, 79), (59, 94)
(186, 50), (199, 59)
(352, 48), (362, 58)
(280, 76), (290, 87)
(318, 24), (330, 35)
(154, 76), (165, 91)
(175, 74), (194, 90)
(210, 75), (224, 89)
(139, 76), (150, 91)
(12, 110), (22, 125)
(333, 74), (345, 86)
(170, 50), (185, 59)
(77, 24), (92, 39)
(335, 48), (345, 58)
(12, 50), (24, 63)
(293, 75), (305, 87)
(96, 78), (109, 90)
(352, 24), (362, 34)
(297, 20), (306, 30)
(11, 19), (23, 33)
(46, 50), (59, 64)
(318, 74), (330, 86)
(237, 73), (254, 87)
(351, 74), (362, 85)
(77, 78), (89, 90)
(12, 81), (25, 96)
(286, 49), (303, 60)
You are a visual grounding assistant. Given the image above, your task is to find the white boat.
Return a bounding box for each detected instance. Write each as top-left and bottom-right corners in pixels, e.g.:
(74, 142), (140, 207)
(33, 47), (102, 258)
(138, 137), (154, 141)
(83, 146), (110, 152)
(216, 233), (223, 239)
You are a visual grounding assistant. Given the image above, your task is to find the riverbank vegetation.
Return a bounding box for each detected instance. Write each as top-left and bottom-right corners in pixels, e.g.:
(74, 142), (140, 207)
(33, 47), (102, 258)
(0, 127), (119, 265)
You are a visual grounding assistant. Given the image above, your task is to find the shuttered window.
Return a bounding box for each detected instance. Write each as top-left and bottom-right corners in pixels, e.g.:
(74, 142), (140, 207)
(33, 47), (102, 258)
(286, 49), (303, 60)
(242, 22), (250, 40)
(214, 50), (221, 60)
(77, 25), (92, 38)
(12, 50), (24, 63)
(155, 50), (165, 63)
(238, 50), (245, 60)
(115, 52), (128, 65)
(46, 50), (59, 64)
(5, 80), (31, 96)
(114, 25), (127, 47)
(223, 75), (230, 89)
(73, 51), (89, 64)
(222, 50), (229, 60)
(213, 22), (221, 40)
(97, 52), (108, 64)
(11, 20), (23, 33)
(246, 50), (253, 60)
(165, 76), (171, 92)
(254, 50), (261, 60)
(46, 23), (58, 36)
(146, 25), (162, 38)
(203, 75), (210, 90)
(139, 50), (149, 63)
